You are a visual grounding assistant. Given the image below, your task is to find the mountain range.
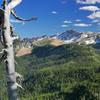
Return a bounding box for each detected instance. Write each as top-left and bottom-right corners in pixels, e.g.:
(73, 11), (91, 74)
(23, 29), (100, 45)
(14, 29), (100, 56)
(50, 29), (100, 45)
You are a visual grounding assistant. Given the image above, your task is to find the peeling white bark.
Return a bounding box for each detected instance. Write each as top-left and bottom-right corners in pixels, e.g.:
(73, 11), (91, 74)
(8, 0), (22, 9)
(3, 5), (18, 100)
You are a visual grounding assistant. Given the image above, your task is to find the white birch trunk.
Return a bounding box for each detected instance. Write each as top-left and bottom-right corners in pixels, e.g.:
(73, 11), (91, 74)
(2, 2), (18, 100)
(1, 0), (35, 100)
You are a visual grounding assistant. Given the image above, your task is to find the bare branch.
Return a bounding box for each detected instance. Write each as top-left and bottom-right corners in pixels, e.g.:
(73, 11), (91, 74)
(15, 82), (24, 89)
(11, 10), (37, 21)
(0, 35), (4, 45)
(8, 0), (22, 9)
(0, 8), (5, 12)
(0, 49), (7, 54)
(15, 60), (18, 65)
(15, 72), (23, 78)
(4, 59), (7, 62)
(12, 35), (19, 41)
(0, 53), (6, 63)
(0, 49), (4, 54)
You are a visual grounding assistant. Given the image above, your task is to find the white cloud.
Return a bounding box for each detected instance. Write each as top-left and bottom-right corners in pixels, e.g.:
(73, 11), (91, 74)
(22, 22), (25, 25)
(92, 19), (100, 23)
(64, 20), (72, 23)
(10, 19), (21, 23)
(77, 0), (100, 4)
(10, 19), (25, 25)
(51, 11), (57, 14)
(61, 0), (67, 4)
(79, 6), (100, 12)
(61, 25), (68, 27)
(87, 11), (100, 19)
(74, 23), (91, 27)
(97, 23), (100, 25)
(75, 19), (81, 22)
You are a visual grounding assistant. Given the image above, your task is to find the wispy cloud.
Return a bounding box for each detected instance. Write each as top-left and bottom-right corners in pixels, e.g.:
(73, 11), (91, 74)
(75, 19), (81, 22)
(97, 23), (100, 25)
(61, 24), (68, 27)
(79, 6), (100, 12)
(22, 22), (25, 25)
(87, 12), (100, 19)
(64, 20), (72, 23)
(61, 0), (67, 4)
(74, 23), (91, 27)
(10, 19), (25, 25)
(10, 19), (21, 23)
(77, 0), (100, 4)
(92, 19), (100, 23)
(51, 11), (57, 14)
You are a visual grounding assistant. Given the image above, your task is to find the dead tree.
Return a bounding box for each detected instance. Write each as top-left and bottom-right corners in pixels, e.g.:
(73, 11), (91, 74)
(0, 0), (37, 100)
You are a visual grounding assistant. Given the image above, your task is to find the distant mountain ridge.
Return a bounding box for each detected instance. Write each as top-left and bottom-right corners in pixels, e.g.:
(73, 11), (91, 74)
(14, 29), (100, 56)
(22, 29), (100, 45)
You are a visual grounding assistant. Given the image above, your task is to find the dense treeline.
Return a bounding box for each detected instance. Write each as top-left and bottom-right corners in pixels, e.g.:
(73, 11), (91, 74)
(0, 44), (100, 100)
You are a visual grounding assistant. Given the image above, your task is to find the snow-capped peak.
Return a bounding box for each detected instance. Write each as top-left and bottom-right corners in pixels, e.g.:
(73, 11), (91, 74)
(50, 29), (100, 45)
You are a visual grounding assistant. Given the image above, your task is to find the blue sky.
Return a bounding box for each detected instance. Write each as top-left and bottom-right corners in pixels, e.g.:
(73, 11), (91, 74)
(1, 0), (100, 38)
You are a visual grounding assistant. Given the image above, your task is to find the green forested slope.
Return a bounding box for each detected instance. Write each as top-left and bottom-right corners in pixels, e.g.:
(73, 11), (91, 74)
(0, 44), (100, 100)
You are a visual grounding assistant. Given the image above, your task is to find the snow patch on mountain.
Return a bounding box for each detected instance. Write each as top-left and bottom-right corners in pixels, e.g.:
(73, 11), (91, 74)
(50, 29), (100, 45)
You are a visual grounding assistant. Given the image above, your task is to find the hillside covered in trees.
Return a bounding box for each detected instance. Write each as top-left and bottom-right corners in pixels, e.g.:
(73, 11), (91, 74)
(0, 43), (100, 100)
